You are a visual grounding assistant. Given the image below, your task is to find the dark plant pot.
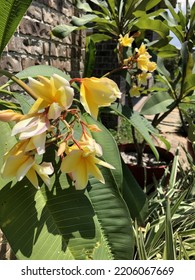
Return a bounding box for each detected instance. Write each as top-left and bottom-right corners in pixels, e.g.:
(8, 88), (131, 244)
(119, 143), (174, 187)
(187, 138), (195, 161)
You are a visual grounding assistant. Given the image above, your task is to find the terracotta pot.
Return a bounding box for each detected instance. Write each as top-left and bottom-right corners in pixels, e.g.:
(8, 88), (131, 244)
(187, 138), (195, 161)
(118, 143), (174, 187)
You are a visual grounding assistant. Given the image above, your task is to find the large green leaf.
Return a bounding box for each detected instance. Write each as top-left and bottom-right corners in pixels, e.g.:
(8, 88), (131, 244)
(121, 160), (148, 226)
(52, 25), (79, 39)
(135, 18), (169, 39)
(164, 199), (176, 260)
(0, 0), (33, 55)
(140, 92), (175, 115)
(84, 37), (96, 78)
(183, 74), (195, 95)
(111, 104), (159, 160)
(0, 118), (134, 260)
(15, 65), (71, 81)
(71, 14), (98, 26)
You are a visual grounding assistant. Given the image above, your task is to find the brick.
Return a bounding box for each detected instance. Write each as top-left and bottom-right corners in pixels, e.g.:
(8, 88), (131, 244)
(19, 18), (51, 40)
(0, 75), (9, 88)
(50, 58), (71, 72)
(41, 0), (66, 11)
(21, 55), (49, 69)
(8, 37), (43, 55)
(0, 55), (22, 72)
(27, 4), (42, 21)
(42, 7), (60, 25)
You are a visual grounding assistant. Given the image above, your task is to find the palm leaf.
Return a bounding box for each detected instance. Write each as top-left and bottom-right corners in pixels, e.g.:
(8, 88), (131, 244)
(0, 0), (33, 55)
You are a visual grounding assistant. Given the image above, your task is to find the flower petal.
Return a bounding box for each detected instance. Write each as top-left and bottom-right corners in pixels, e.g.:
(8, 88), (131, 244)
(61, 150), (82, 173)
(86, 156), (105, 184)
(26, 168), (39, 188)
(16, 157), (35, 181)
(80, 77), (122, 119)
(48, 102), (63, 119)
(30, 132), (46, 155)
(71, 161), (88, 190)
(33, 162), (54, 187)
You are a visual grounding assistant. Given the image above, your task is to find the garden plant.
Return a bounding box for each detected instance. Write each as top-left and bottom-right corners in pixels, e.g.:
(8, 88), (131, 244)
(0, 0), (195, 260)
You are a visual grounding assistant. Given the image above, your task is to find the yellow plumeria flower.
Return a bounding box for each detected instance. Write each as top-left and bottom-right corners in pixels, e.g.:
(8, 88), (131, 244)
(1, 140), (54, 188)
(80, 77), (122, 119)
(61, 135), (114, 190)
(137, 73), (152, 86)
(147, 61), (157, 72)
(118, 34), (134, 47)
(130, 84), (143, 97)
(135, 44), (149, 56)
(136, 44), (156, 72)
(28, 74), (74, 119)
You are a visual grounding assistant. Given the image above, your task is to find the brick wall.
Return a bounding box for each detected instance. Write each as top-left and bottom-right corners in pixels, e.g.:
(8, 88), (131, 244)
(0, 0), (86, 80)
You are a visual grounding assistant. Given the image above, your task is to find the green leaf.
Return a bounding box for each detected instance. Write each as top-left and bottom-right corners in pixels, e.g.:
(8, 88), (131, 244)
(87, 171), (134, 260)
(84, 34), (112, 77)
(140, 92), (175, 115)
(76, 0), (93, 12)
(0, 0), (33, 55)
(157, 44), (179, 58)
(0, 122), (16, 185)
(111, 104), (159, 160)
(88, 33), (112, 43)
(16, 65), (70, 81)
(71, 14), (98, 26)
(164, 199), (176, 260)
(84, 37), (96, 78)
(12, 92), (33, 114)
(148, 189), (188, 253)
(52, 25), (79, 39)
(135, 18), (169, 39)
(183, 74), (195, 95)
(106, 0), (116, 16)
(122, 160), (148, 226)
(0, 99), (19, 111)
(0, 179), (112, 260)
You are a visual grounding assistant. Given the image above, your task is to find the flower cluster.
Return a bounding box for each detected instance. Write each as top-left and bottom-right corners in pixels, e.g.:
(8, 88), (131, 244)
(118, 34), (157, 97)
(0, 74), (121, 189)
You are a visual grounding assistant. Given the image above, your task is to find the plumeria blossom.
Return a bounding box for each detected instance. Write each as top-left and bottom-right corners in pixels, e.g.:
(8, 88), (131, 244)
(1, 140), (54, 188)
(136, 44), (157, 72)
(60, 134), (115, 190)
(118, 34), (134, 47)
(11, 112), (50, 155)
(80, 77), (122, 119)
(129, 84), (143, 97)
(137, 73), (152, 86)
(28, 74), (74, 119)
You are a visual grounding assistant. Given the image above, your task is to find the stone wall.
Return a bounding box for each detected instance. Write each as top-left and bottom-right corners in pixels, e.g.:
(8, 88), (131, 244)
(0, 0), (85, 80)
